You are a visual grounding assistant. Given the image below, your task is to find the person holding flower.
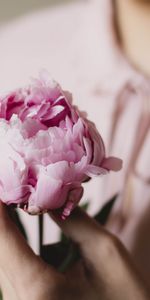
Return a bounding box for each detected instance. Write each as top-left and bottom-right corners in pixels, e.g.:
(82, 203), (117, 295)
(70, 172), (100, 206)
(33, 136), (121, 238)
(0, 0), (149, 299)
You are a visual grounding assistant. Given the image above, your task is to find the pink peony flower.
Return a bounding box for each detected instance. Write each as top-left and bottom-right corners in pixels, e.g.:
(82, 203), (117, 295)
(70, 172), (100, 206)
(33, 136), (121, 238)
(0, 73), (122, 219)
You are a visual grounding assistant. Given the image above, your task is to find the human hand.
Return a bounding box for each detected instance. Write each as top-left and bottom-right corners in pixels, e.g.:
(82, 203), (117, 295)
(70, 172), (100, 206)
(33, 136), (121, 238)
(0, 202), (149, 300)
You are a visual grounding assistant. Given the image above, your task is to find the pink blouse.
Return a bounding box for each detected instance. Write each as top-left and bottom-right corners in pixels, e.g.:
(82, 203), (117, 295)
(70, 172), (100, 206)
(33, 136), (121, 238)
(0, 0), (149, 285)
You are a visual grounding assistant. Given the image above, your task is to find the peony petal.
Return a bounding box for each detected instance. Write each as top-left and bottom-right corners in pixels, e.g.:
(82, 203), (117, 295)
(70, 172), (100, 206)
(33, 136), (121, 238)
(42, 105), (64, 121)
(30, 172), (63, 209)
(0, 185), (31, 204)
(0, 73), (122, 215)
(23, 118), (47, 138)
(46, 161), (75, 183)
(85, 165), (108, 177)
(101, 157), (123, 172)
(83, 137), (92, 164)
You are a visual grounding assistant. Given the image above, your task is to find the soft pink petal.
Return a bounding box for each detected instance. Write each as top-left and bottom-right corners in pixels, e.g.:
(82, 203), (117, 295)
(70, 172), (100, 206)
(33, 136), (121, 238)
(85, 165), (108, 177)
(101, 157), (123, 172)
(30, 173), (63, 209)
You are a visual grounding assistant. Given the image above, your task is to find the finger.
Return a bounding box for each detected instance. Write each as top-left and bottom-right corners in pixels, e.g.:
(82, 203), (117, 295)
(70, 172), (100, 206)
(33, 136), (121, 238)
(49, 207), (113, 279)
(49, 207), (107, 249)
(0, 202), (61, 298)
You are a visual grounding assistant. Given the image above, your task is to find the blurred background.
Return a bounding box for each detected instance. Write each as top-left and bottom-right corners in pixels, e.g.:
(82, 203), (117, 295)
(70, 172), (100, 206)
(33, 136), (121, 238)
(0, 0), (72, 24)
(0, 0), (84, 94)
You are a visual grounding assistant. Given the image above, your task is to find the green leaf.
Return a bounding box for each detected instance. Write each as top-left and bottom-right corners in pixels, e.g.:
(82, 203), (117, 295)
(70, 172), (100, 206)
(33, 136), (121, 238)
(0, 290), (3, 300)
(94, 194), (118, 225)
(80, 201), (89, 212)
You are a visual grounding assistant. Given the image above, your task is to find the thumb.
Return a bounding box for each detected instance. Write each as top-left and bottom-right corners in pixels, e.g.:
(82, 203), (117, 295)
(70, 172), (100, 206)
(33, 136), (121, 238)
(49, 207), (108, 256)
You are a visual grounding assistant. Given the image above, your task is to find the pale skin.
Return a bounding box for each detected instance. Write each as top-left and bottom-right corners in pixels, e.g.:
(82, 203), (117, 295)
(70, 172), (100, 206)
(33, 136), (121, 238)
(115, 0), (150, 76)
(0, 0), (150, 299)
(0, 203), (150, 300)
